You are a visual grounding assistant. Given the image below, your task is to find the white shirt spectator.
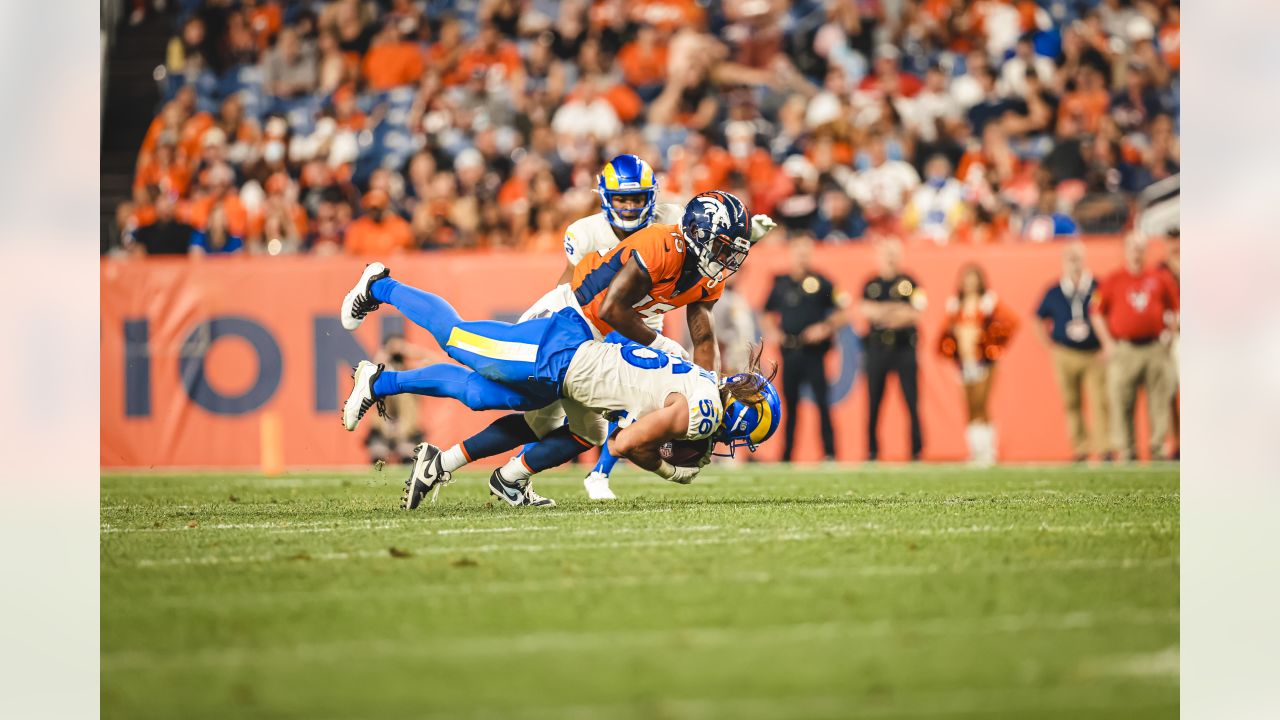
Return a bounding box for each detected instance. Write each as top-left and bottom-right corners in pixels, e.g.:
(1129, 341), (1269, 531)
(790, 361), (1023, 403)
(261, 33), (317, 98)
(847, 160), (921, 215)
(897, 90), (962, 142)
(903, 178), (968, 244)
(977, 0), (1023, 62)
(551, 97), (621, 140)
(949, 72), (985, 110)
(1099, 0), (1141, 41)
(999, 54), (1056, 97)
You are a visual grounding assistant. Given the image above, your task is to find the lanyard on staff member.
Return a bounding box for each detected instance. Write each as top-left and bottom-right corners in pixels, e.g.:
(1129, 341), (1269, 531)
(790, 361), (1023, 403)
(1061, 272), (1093, 343)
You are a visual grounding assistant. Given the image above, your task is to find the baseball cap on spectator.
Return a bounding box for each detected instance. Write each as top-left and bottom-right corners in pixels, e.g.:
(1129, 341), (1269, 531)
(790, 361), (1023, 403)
(875, 44), (900, 62)
(329, 132), (358, 167)
(240, 180), (265, 213)
(313, 117), (337, 141)
(1127, 17), (1155, 43)
(782, 154), (817, 184)
(263, 139), (286, 164)
(455, 148), (484, 172)
(265, 116), (289, 139)
(805, 93), (842, 129)
(203, 127), (227, 149)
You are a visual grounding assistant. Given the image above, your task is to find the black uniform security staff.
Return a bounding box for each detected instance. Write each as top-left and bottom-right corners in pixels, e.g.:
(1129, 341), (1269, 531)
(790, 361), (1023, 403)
(858, 239), (925, 461)
(764, 237), (848, 461)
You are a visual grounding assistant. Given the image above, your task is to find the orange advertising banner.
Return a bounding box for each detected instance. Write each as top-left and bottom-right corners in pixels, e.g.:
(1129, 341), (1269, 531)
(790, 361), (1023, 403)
(101, 239), (1143, 469)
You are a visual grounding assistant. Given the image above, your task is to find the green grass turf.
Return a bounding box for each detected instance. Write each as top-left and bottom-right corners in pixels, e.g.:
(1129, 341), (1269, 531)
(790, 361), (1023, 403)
(101, 463), (1178, 719)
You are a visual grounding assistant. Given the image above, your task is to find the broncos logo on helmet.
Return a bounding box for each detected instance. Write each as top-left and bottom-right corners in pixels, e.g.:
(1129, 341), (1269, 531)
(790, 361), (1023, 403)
(682, 190), (752, 286)
(715, 371), (782, 457)
(598, 154), (658, 232)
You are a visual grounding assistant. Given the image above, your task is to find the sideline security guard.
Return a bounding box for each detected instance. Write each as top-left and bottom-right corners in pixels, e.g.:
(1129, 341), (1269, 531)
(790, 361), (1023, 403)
(764, 237), (849, 461)
(858, 239), (926, 461)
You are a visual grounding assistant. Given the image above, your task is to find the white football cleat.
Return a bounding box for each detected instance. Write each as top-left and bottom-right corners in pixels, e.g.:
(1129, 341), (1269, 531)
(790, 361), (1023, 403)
(583, 471), (616, 500)
(340, 262), (390, 331)
(403, 443), (452, 509)
(343, 360), (385, 431)
(488, 471), (556, 507)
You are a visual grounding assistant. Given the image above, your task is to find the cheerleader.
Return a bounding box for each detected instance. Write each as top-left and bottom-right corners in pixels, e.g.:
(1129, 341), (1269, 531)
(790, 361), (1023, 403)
(939, 264), (1019, 465)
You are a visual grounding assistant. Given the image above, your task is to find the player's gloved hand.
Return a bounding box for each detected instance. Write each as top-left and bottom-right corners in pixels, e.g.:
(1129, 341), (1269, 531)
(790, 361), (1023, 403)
(697, 446), (714, 468)
(655, 460), (700, 485)
(749, 214), (777, 244)
(649, 334), (690, 360)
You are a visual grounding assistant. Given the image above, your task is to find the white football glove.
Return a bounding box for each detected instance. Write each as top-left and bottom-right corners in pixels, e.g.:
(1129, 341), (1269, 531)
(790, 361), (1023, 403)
(749, 214), (777, 244)
(649, 334), (690, 360)
(656, 460), (700, 485)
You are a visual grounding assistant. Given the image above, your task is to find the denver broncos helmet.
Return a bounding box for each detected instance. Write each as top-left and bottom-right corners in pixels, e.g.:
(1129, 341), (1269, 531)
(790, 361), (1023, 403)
(715, 372), (782, 457)
(681, 190), (752, 286)
(597, 154), (658, 231)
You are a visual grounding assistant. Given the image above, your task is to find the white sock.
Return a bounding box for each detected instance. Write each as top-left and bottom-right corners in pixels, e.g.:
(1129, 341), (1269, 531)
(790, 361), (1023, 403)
(439, 445), (469, 473)
(965, 423), (981, 461)
(974, 423), (995, 465)
(499, 456), (533, 485)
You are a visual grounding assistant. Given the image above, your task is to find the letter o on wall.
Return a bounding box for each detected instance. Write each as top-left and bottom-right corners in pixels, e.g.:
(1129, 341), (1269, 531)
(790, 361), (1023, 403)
(179, 317), (283, 414)
(798, 325), (861, 404)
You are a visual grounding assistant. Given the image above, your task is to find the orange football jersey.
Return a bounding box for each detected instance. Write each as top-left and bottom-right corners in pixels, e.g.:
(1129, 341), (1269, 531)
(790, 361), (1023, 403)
(571, 223), (724, 336)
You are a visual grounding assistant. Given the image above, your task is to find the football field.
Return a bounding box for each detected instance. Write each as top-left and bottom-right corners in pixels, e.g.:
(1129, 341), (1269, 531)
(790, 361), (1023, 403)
(102, 464), (1178, 719)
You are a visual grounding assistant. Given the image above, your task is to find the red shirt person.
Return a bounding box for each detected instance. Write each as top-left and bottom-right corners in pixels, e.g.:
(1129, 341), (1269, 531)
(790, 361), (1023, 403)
(1091, 234), (1179, 461)
(1093, 242), (1179, 344)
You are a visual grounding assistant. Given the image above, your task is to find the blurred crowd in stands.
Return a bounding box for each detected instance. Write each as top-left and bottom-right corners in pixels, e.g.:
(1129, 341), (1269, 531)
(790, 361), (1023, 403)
(109, 0), (1180, 257)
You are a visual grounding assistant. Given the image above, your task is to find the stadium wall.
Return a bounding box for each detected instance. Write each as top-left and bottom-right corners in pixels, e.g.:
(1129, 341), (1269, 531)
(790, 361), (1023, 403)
(101, 238), (1153, 468)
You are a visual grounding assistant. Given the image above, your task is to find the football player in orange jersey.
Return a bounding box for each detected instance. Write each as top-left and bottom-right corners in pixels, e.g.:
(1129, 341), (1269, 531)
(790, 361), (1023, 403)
(407, 190), (777, 506)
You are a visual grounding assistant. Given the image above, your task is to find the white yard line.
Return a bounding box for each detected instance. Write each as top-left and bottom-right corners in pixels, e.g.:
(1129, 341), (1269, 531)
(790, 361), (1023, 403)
(1083, 645), (1180, 679)
(104, 606), (1177, 671)
(102, 521), (545, 535)
(121, 521), (1176, 568)
(387, 686), (1175, 720)
(138, 557), (1178, 610)
(99, 493), (1176, 534)
(101, 506), (679, 533)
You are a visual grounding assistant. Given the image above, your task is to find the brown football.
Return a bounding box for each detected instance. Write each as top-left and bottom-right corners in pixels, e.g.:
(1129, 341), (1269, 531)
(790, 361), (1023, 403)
(660, 437), (712, 467)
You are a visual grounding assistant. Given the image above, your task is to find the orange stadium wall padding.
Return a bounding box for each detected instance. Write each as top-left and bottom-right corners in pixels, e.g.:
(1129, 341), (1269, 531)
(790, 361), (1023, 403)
(101, 238), (1152, 469)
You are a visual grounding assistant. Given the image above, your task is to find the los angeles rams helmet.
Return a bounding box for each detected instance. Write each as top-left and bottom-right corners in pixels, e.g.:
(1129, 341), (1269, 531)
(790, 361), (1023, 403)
(681, 190), (752, 285)
(715, 372), (782, 456)
(597, 154), (658, 231)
